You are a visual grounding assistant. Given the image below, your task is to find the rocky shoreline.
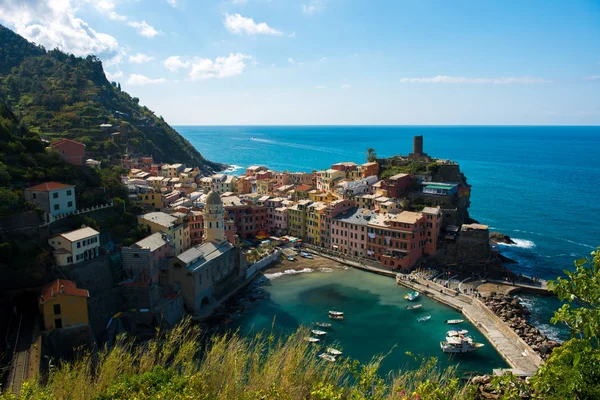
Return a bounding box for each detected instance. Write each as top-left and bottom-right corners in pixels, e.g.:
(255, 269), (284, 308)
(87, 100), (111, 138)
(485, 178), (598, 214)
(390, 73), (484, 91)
(482, 294), (561, 359)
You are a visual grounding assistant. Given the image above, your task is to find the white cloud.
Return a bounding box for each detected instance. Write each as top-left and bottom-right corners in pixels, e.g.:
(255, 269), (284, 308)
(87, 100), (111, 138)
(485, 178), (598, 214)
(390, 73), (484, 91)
(164, 55), (190, 72)
(288, 57), (295, 64)
(189, 53), (252, 80)
(231, 0), (248, 4)
(316, 85), (326, 89)
(166, 0), (177, 7)
(0, 0), (120, 57)
(129, 53), (154, 64)
(126, 73), (166, 85)
(319, 57), (327, 62)
(104, 53), (123, 66)
(399, 75), (551, 84)
(341, 84), (350, 88)
(94, 0), (126, 21)
(303, 0), (324, 15)
(224, 13), (282, 36)
(105, 70), (123, 81)
(583, 75), (600, 81)
(127, 20), (159, 37)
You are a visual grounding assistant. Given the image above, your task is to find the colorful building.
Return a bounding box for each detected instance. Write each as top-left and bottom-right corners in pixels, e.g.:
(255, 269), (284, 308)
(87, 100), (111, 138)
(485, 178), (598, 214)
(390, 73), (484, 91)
(380, 173), (413, 198)
(221, 196), (268, 239)
(316, 169), (345, 192)
(245, 166), (268, 176)
(288, 200), (312, 238)
(48, 227), (100, 266)
(24, 182), (76, 217)
(137, 190), (163, 210)
(138, 212), (189, 255)
(50, 138), (86, 166)
(359, 162), (379, 178)
(319, 199), (355, 248)
(306, 202), (327, 245)
(331, 207), (375, 257)
(40, 279), (89, 331)
(122, 232), (174, 284)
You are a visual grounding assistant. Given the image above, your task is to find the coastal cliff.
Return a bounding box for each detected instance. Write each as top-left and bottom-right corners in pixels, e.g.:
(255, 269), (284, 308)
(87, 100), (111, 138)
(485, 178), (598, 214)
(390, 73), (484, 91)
(0, 24), (224, 173)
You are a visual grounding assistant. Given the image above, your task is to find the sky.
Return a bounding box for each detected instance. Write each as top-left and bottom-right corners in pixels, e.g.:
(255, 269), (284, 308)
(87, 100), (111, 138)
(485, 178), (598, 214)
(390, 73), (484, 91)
(0, 0), (599, 125)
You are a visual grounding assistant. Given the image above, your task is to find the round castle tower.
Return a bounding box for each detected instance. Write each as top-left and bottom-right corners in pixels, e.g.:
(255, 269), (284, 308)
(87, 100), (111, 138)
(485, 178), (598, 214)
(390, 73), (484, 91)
(203, 190), (225, 243)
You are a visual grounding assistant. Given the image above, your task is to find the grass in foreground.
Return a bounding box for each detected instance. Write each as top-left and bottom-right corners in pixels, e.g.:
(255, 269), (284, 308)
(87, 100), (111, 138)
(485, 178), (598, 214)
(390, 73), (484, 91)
(1, 318), (475, 400)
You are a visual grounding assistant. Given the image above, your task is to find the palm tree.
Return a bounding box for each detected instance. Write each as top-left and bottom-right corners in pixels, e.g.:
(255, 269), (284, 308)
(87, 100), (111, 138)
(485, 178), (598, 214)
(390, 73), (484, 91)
(366, 148), (377, 162)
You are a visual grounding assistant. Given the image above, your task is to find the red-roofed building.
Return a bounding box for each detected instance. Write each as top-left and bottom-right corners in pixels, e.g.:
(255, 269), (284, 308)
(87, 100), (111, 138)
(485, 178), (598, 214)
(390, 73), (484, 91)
(50, 139), (86, 166)
(294, 184), (313, 200)
(39, 279), (89, 331)
(24, 182), (76, 217)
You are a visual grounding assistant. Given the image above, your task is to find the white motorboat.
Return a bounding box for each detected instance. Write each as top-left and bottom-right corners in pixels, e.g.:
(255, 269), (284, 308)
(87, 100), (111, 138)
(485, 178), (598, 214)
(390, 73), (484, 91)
(440, 336), (484, 353)
(446, 329), (469, 337)
(406, 304), (423, 310)
(417, 315), (431, 322)
(318, 353), (336, 362)
(311, 329), (327, 336)
(326, 347), (342, 356)
(445, 319), (464, 324)
(328, 311), (344, 316)
(404, 291), (420, 301)
(316, 322), (332, 328)
(305, 337), (320, 343)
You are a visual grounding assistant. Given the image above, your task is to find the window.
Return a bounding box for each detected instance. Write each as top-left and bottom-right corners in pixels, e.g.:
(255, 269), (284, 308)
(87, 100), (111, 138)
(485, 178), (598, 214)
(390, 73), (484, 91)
(67, 190), (72, 196)
(54, 204), (59, 211)
(77, 242), (81, 248)
(54, 318), (63, 329)
(67, 256), (72, 263)
(53, 192), (59, 199)
(67, 201), (73, 207)
(53, 304), (61, 315)
(32, 193), (37, 199)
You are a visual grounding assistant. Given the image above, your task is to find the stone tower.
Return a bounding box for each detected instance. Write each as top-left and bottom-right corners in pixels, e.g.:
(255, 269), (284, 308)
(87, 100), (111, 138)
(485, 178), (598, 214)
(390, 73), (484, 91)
(203, 190), (225, 243)
(413, 135), (423, 156)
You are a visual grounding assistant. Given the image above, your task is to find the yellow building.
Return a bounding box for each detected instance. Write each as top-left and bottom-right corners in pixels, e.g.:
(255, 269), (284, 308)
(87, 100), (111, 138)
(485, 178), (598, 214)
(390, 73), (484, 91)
(288, 200), (311, 238)
(308, 190), (337, 203)
(317, 169), (345, 192)
(146, 176), (165, 191)
(138, 190), (163, 210)
(138, 212), (188, 255)
(40, 279), (89, 331)
(306, 202), (326, 245)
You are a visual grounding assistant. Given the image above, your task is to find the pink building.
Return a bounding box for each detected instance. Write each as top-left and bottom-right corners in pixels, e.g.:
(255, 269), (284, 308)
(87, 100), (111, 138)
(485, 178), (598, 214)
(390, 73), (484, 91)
(330, 207), (376, 257)
(421, 206), (442, 254)
(51, 139), (86, 166)
(122, 232), (174, 284)
(275, 172), (292, 186)
(319, 199), (354, 248)
(188, 210), (204, 246)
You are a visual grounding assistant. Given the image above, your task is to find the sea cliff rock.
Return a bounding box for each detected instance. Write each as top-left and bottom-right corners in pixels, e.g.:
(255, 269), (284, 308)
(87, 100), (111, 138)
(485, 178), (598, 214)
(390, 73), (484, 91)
(490, 232), (516, 245)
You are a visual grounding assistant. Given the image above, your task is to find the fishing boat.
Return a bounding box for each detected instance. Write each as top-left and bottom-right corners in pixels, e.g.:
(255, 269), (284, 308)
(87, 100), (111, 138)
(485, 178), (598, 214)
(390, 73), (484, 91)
(404, 291), (420, 301)
(326, 347), (343, 356)
(417, 315), (431, 322)
(440, 336), (484, 353)
(318, 353), (336, 362)
(446, 329), (469, 337)
(300, 252), (313, 259)
(329, 314), (344, 320)
(305, 337), (320, 343)
(316, 322), (332, 328)
(445, 319), (464, 324)
(311, 329), (327, 336)
(329, 311), (344, 316)
(406, 304), (423, 310)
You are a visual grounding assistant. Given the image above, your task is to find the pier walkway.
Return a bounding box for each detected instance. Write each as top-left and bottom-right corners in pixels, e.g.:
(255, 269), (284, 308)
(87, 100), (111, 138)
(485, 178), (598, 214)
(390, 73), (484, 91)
(304, 246), (542, 376)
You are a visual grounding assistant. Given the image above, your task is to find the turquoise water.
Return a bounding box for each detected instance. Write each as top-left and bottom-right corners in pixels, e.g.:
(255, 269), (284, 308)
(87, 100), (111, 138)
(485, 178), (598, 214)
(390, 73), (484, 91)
(178, 126), (600, 341)
(231, 268), (508, 375)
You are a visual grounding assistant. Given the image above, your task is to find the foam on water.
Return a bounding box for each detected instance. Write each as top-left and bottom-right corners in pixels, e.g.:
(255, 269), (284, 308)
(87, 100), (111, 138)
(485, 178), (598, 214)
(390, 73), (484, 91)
(263, 268), (313, 280)
(498, 238), (536, 249)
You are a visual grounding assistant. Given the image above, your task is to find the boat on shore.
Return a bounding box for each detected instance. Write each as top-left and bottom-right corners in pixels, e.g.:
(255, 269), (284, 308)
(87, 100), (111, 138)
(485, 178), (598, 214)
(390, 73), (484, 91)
(305, 337), (320, 343)
(300, 252), (313, 259)
(316, 322), (332, 328)
(447, 329), (469, 337)
(406, 304), (423, 310)
(326, 347), (342, 356)
(311, 329), (327, 336)
(404, 291), (420, 301)
(319, 353), (336, 362)
(440, 336), (484, 353)
(417, 315), (431, 322)
(445, 319), (464, 324)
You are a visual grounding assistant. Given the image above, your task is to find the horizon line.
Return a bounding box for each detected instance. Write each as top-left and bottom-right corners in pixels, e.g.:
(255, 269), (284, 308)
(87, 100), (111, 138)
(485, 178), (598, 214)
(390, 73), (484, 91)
(171, 124), (600, 127)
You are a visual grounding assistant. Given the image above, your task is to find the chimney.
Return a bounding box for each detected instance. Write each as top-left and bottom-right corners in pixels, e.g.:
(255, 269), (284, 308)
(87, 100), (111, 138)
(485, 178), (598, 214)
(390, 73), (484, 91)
(60, 284), (64, 293)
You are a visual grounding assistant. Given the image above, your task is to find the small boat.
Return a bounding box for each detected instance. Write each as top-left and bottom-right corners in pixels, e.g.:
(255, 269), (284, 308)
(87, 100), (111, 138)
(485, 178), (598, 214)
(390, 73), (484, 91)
(406, 304), (423, 310)
(286, 256), (295, 261)
(305, 337), (320, 343)
(417, 315), (431, 323)
(318, 353), (336, 362)
(311, 329), (327, 336)
(316, 322), (332, 328)
(300, 252), (313, 259)
(329, 314), (344, 320)
(326, 347), (342, 356)
(440, 336), (484, 353)
(329, 311), (344, 316)
(404, 291), (420, 301)
(447, 329), (469, 337)
(445, 319), (464, 325)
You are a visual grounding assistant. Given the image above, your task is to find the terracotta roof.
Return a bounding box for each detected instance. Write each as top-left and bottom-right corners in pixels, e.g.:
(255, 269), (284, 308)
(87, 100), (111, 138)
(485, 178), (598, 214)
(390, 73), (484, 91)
(51, 138), (85, 148)
(40, 279), (89, 304)
(28, 182), (74, 191)
(296, 184), (312, 191)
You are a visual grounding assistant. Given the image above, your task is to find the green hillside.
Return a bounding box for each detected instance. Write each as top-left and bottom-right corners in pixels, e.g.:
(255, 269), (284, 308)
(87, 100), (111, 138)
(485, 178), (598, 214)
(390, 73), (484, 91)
(0, 24), (224, 173)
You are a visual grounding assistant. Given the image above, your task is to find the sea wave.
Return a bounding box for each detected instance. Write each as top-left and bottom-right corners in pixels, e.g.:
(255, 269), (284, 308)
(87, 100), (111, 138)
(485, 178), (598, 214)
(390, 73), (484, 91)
(319, 268), (333, 273)
(250, 137), (352, 156)
(511, 229), (594, 249)
(225, 164), (243, 173)
(264, 268), (313, 280)
(498, 238), (536, 249)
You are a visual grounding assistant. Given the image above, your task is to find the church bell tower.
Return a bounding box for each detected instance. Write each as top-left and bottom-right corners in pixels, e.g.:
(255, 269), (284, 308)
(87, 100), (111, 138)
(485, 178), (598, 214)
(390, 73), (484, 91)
(203, 190), (225, 243)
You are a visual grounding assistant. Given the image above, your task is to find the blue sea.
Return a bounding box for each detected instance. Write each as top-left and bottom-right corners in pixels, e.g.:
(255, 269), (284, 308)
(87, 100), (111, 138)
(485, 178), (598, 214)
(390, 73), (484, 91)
(178, 126), (600, 341)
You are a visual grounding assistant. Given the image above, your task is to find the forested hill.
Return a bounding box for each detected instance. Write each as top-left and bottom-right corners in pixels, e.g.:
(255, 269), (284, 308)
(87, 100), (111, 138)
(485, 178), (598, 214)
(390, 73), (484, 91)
(0, 24), (224, 173)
